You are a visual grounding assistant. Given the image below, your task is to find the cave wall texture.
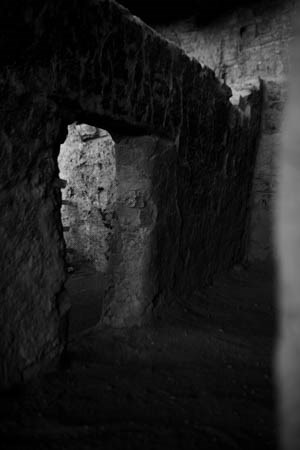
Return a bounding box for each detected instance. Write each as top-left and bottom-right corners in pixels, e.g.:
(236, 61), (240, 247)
(59, 124), (116, 272)
(103, 136), (179, 327)
(0, 0), (261, 387)
(155, 0), (295, 261)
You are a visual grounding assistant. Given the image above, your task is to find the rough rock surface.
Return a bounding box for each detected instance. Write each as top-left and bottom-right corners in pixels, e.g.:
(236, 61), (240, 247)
(0, 0), (262, 386)
(103, 136), (179, 327)
(59, 125), (116, 272)
(156, 0), (293, 260)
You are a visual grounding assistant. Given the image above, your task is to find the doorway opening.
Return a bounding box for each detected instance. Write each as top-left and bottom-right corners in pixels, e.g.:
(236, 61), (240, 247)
(58, 123), (116, 335)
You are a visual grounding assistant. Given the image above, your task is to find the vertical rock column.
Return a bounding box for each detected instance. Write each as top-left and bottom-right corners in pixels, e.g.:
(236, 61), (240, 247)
(102, 136), (180, 327)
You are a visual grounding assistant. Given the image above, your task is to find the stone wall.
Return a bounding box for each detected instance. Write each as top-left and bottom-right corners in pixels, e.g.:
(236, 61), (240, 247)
(156, 0), (294, 260)
(103, 136), (179, 327)
(58, 129), (179, 328)
(0, 0), (261, 387)
(0, 100), (68, 388)
(59, 124), (116, 272)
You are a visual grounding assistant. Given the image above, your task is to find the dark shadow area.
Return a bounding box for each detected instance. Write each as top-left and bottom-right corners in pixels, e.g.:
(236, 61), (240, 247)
(118, 0), (272, 25)
(65, 264), (104, 336)
(0, 263), (276, 450)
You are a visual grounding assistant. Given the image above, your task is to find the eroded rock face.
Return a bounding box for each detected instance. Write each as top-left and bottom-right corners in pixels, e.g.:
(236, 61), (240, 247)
(0, 101), (68, 387)
(103, 136), (179, 327)
(155, 0), (293, 261)
(58, 130), (179, 327)
(58, 125), (116, 272)
(0, 0), (262, 386)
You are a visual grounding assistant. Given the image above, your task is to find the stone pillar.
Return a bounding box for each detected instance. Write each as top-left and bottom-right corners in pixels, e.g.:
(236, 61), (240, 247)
(102, 136), (180, 327)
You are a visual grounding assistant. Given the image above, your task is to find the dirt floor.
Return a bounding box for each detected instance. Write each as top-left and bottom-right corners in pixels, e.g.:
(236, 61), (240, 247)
(0, 263), (277, 449)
